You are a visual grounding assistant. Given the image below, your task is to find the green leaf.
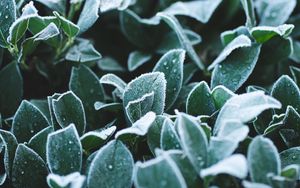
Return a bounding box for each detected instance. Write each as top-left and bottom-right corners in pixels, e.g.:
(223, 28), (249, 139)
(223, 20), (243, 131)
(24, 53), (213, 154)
(80, 125), (116, 152)
(30, 99), (52, 124)
(8, 2), (38, 45)
(134, 154), (187, 188)
(259, 0), (296, 26)
(271, 75), (300, 113)
(240, 0), (256, 28)
(46, 124), (82, 175)
(35, 22), (59, 41)
(160, 119), (181, 150)
(123, 72), (166, 116)
(280, 147), (300, 168)
(12, 144), (48, 188)
(115, 112), (156, 139)
(217, 120), (249, 142)
(186, 81), (216, 116)
(163, 0), (222, 23)
(281, 165), (300, 180)
(128, 51), (152, 72)
(65, 39), (102, 63)
(201, 154), (248, 179)
(147, 115), (168, 154)
(211, 43), (261, 91)
(267, 174), (296, 188)
(125, 92), (154, 123)
(221, 26), (250, 46)
(166, 150), (202, 188)
(77, 0), (99, 33)
(52, 91), (86, 135)
(153, 49), (185, 110)
(0, 130), (18, 178)
(248, 136), (281, 184)
(53, 11), (79, 38)
(211, 85), (235, 110)
(177, 112), (208, 172)
(99, 0), (131, 12)
(156, 30), (202, 54)
(250, 24), (294, 43)
(12, 100), (50, 143)
(290, 66), (300, 86)
(47, 172), (86, 188)
(28, 126), (53, 161)
(0, 62), (23, 118)
(87, 140), (134, 188)
(214, 91), (281, 134)
(34, 0), (66, 15)
(69, 65), (105, 129)
(100, 73), (127, 94)
(157, 13), (205, 70)
(208, 35), (252, 70)
(97, 57), (125, 72)
(119, 10), (161, 50)
(0, 0), (16, 48)
(48, 94), (62, 131)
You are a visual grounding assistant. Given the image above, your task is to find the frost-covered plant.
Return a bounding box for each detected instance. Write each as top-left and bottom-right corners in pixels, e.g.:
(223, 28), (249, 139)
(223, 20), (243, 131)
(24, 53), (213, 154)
(1, 0), (300, 187)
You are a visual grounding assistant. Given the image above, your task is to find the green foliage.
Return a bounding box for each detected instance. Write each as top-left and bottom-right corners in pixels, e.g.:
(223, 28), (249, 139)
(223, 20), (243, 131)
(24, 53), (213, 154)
(2, 0), (300, 187)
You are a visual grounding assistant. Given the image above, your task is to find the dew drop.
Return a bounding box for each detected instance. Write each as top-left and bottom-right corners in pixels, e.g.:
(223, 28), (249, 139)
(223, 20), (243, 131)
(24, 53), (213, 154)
(108, 165), (113, 169)
(292, 155), (297, 160)
(30, 130), (34, 133)
(21, 171), (25, 175)
(5, 15), (8, 19)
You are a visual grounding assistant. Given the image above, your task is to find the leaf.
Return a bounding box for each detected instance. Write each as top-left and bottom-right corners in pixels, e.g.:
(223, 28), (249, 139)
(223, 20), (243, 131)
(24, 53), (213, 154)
(0, 130), (18, 178)
(30, 99), (52, 124)
(12, 100), (50, 143)
(177, 113), (208, 172)
(0, 0), (16, 48)
(240, 0), (256, 28)
(163, 0), (222, 23)
(8, 2), (38, 45)
(28, 126), (53, 161)
(0, 62), (23, 118)
(66, 39), (102, 63)
(53, 11), (79, 38)
(214, 91), (281, 134)
(217, 120), (249, 142)
(87, 140), (134, 188)
(128, 51), (152, 72)
(248, 136), (281, 184)
(156, 30), (202, 54)
(123, 72), (166, 116)
(160, 119), (181, 150)
(34, 0), (66, 15)
(167, 150), (202, 188)
(221, 26), (250, 46)
(186, 81), (216, 116)
(47, 172), (86, 188)
(69, 65), (105, 128)
(250, 24), (294, 43)
(119, 10), (161, 50)
(201, 154), (248, 179)
(115, 112), (156, 139)
(97, 57), (125, 72)
(211, 43), (261, 91)
(208, 35), (252, 70)
(46, 124), (82, 175)
(157, 13), (205, 70)
(48, 94), (62, 130)
(77, 0), (99, 33)
(12, 144), (48, 188)
(147, 115), (168, 154)
(280, 147), (300, 168)
(100, 73), (127, 94)
(211, 85), (235, 110)
(271, 75), (300, 113)
(125, 92), (154, 123)
(281, 164), (300, 180)
(243, 181), (272, 188)
(80, 125), (116, 152)
(134, 154), (187, 188)
(259, 0), (296, 26)
(52, 91), (86, 135)
(153, 49), (185, 110)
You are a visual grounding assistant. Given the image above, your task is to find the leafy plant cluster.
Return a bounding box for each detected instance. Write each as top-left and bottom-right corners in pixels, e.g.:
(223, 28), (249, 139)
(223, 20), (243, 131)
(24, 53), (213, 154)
(1, 0), (300, 187)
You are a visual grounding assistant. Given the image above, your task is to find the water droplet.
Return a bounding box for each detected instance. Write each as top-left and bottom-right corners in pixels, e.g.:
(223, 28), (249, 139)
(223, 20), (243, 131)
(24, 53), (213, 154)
(30, 130), (34, 133)
(197, 156), (202, 161)
(292, 155), (297, 160)
(175, 144), (180, 148)
(5, 5), (8, 9)
(5, 15), (8, 19)
(173, 69), (177, 73)
(69, 141), (73, 144)
(163, 62), (167, 66)
(172, 59), (176, 63)
(21, 171), (25, 175)
(108, 165), (113, 169)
